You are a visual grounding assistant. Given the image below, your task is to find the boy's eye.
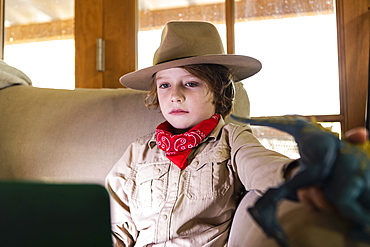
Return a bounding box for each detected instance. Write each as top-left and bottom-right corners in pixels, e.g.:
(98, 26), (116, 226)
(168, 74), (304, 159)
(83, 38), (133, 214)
(158, 83), (170, 89)
(185, 82), (198, 87)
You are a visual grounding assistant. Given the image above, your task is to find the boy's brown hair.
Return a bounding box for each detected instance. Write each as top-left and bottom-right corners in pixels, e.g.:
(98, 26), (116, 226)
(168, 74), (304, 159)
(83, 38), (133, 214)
(145, 64), (235, 118)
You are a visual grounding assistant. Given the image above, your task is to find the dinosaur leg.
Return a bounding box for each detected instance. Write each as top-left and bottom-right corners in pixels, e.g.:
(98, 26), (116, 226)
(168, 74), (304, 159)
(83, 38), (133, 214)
(325, 177), (370, 243)
(330, 180), (370, 225)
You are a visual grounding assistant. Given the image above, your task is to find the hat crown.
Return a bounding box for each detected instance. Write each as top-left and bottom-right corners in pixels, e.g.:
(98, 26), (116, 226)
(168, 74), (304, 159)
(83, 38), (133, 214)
(153, 21), (225, 65)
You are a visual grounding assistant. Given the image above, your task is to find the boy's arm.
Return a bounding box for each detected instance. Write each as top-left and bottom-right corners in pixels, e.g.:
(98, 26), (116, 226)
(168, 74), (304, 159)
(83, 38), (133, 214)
(230, 124), (293, 193)
(106, 173), (138, 247)
(105, 144), (139, 247)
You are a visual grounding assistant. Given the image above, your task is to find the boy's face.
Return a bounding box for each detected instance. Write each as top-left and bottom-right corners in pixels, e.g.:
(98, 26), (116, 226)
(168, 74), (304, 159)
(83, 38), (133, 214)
(156, 67), (216, 133)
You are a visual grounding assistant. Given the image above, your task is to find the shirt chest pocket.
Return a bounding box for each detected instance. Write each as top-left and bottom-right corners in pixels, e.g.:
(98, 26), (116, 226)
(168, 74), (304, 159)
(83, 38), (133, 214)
(185, 148), (232, 200)
(132, 163), (170, 209)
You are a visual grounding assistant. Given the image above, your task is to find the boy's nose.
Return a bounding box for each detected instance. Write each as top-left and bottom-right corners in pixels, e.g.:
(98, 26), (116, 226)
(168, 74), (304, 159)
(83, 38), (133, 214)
(171, 95), (183, 103)
(171, 88), (184, 103)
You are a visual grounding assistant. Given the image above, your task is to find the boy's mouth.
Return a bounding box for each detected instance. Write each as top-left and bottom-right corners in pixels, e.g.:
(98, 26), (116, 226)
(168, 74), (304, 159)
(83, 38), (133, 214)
(169, 109), (189, 115)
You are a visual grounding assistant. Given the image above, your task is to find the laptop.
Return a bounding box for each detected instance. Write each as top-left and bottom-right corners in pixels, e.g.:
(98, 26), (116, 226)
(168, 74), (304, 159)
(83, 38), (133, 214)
(0, 181), (113, 247)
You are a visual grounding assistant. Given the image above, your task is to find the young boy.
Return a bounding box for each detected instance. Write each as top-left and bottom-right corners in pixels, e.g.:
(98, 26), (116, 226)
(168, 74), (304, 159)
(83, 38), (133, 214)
(106, 21), (338, 246)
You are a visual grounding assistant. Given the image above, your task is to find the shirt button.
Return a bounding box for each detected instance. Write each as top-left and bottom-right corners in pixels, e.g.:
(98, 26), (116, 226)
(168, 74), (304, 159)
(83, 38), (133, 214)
(161, 214), (168, 221)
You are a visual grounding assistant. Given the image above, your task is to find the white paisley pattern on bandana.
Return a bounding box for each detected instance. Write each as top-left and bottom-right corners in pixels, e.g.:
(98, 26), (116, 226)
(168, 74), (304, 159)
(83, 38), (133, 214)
(157, 130), (206, 154)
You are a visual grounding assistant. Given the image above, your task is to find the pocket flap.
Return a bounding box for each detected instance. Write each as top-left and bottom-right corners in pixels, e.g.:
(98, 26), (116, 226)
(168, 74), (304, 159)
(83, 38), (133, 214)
(193, 147), (231, 171)
(136, 163), (170, 184)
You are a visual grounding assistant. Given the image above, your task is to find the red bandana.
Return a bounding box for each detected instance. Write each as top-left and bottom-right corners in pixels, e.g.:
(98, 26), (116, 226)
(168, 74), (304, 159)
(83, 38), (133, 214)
(156, 114), (220, 169)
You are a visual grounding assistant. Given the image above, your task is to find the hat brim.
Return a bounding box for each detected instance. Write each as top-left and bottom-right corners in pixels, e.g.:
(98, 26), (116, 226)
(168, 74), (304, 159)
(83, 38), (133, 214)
(119, 54), (262, 91)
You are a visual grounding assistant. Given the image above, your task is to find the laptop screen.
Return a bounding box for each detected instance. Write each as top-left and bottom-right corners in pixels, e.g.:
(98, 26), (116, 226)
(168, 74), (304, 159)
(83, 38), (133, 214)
(0, 181), (113, 247)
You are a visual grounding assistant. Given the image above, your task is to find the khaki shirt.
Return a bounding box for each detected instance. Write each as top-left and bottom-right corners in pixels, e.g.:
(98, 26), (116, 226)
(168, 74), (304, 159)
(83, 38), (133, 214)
(106, 119), (292, 247)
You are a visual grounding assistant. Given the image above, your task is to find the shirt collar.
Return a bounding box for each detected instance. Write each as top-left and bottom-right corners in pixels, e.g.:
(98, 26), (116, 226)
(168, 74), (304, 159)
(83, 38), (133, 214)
(203, 116), (225, 143)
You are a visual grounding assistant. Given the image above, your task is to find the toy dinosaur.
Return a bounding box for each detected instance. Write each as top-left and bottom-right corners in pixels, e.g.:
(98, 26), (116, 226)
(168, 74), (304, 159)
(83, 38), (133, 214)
(230, 115), (370, 247)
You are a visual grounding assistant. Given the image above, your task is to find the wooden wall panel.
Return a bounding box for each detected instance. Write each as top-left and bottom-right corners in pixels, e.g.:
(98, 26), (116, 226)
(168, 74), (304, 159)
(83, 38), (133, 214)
(103, 0), (137, 88)
(75, 0), (104, 88)
(226, 0), (235, 54)
(0, 0), (4, 59)
(336, 0), (370, 132)
(75, 0), (136, 89)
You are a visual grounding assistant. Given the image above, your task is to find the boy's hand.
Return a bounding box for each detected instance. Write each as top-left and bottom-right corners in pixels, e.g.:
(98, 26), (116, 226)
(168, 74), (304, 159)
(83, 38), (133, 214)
(297, 127), (368, 212)
(344, 127), (368, 144)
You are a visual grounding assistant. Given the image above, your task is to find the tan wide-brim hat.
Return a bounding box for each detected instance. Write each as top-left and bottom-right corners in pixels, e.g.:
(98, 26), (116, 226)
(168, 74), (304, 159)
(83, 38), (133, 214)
(120, 21), (262, 91)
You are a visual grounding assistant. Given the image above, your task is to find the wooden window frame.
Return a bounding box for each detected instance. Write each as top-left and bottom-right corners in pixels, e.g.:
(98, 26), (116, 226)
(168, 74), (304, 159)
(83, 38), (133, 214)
(0, 0), (4, 60)
(335, 0), (369, 132)
(74, 0), (137, 89)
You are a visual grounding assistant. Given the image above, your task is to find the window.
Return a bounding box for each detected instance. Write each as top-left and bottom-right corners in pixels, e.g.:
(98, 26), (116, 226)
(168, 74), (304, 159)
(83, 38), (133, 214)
(1, 0), (367, 140)
(235, 13), (339, 117)
(3, 0), (74, 89)
(138, 0), (227, 70)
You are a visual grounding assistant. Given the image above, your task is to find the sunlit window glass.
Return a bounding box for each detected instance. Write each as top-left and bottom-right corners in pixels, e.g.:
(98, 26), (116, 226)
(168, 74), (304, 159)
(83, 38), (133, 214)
(138, 0), (226, 70)
(4, 0), (74, 89)
(235, 0), (339, 117)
